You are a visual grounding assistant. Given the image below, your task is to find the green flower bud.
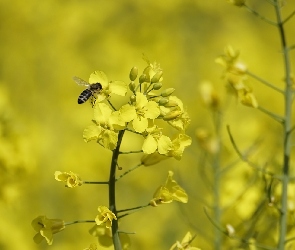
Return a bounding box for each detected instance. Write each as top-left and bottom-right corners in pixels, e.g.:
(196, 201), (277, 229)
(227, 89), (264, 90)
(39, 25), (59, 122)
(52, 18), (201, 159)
(152, 82), (162, 90)
(163, 110), (182, 121)
(139, 74), (147, 84)
(151, 71), (163, 83)
(161, 88), (175, 97)
(130, 95), (136, 102)
(129, 82), (136, 92)
(158, 98), (169, 106)
(164, 100), (178, 107)
(129, 67), (138, 81)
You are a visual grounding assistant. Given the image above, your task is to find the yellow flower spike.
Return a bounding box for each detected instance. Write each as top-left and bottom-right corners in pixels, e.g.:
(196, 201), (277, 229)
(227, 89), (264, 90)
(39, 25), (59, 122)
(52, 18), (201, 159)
(170, 231), (200, 250)
(150, 171), (188, 206)
(89, 71), (127, 102)
(95, 206), (117, 228)
(54, 171), (83, 188)
(31, 216), (65, 245)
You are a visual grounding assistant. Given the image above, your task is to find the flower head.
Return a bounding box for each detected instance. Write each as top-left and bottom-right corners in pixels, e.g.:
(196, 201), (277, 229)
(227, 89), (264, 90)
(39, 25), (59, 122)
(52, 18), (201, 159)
(54, 171), (83, 188)
(142, 126), (172, 155)
(95, 206), (117, 228)
(167, 134), (192, 160)
(150, 171), (188, 206)
(83, 103), (125, 150)
(170, 231), (200, 250)
(31, 216), (65, 245)
(89, 71), (127, 102)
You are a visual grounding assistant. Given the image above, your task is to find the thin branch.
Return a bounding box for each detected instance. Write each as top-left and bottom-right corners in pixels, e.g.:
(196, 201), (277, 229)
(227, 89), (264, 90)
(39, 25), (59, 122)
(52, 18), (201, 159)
(116, 163), (142, 181)
(246, 70), (284, 94)
(117, 204), (151, 219)
(282, 10), (295, 24)
(117, 203), (150, 214)
(119, 150), (143, 154)
(257, 106), (284, 123)
(124, 128), (143, 136)
(83, 181), (109, 184)
(244, 5), (277, 26)
(65, 220), (95, 226)
(226, 125), (275, 176)
(107, 99), (117, 111)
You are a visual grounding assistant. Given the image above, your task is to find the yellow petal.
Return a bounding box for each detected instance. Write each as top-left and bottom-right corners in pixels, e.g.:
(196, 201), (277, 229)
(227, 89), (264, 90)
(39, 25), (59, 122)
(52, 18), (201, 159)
(142, 134), (157, 154)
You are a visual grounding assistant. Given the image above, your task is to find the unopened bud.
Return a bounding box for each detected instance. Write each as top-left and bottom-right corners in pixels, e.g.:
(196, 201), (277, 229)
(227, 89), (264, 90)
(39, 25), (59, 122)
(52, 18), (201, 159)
(129, 67), (138, 81)
(139, 74), (147, 84)
(152, 82), (162, 90)
(163, 110), (182, 121)
(158, 98), (169, 106)
(129, 82), (136, 92)
(163, 100), (178, 107)
(151, 71), (163, 83)
(130, 95), (136, 102)
(161, 88), (175, 97)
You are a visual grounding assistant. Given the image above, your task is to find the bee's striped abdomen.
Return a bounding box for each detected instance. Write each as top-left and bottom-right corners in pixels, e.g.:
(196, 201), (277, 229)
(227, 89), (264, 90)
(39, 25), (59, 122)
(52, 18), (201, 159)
(78, 89), (93, 104)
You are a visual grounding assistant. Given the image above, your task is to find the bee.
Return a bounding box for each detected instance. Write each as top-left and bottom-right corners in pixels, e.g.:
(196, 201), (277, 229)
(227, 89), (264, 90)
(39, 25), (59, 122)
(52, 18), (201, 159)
(73, 76), (102, 105)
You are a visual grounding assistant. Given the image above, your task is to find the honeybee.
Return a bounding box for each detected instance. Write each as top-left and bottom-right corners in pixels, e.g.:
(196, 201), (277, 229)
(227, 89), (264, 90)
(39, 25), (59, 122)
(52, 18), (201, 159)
(73, 76), (102, 105)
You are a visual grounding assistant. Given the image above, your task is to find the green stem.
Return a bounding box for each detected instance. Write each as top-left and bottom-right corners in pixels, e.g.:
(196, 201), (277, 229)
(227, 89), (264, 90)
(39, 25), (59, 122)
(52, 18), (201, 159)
(244, 4), (277, 26)
(65, 220), (95, 226)
(109, 130), (125, 250)
(83, 181), (109, 184)
(274, 1), (293, 249)
(116, 163), (142, 181)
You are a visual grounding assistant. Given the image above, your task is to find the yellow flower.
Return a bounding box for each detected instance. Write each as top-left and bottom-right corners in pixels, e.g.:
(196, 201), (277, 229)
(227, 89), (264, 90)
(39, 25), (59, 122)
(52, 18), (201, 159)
(150, 171), (188, 206)
(120, 92), (160, 133)
(199, 81), (220, 110)
(142, 126), (172, 155)
(160, 96), (190, 131)
(170, 231), (200, 250)
(95, 206), (117, 228)
(167, 134), (192, 160)
(83, 103), (125, 150)
(31, 216), (65, 245)
(54, 171), (83, 188)
(89, 71), (127, 102)
(89, 225), (131, 249)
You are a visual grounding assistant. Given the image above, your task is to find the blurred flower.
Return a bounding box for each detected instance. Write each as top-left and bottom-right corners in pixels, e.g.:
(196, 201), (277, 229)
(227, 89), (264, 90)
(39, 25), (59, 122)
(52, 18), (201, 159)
(167, 133), (192, 160)
(199, 81), (220, 110)
(83, 243), (97, 250)
(83, 103), (125, 150)
(195, 128), (220, 154)
(89, 225), (130, 249)
(150, 171), (188, 206)
(54, 171), (82, 188)
(225, 224), (235, 237)
(89, 71), (127, 102)
(142, 126), (172, 154)
(170, 231), (200, 250)
(215, 45), (247, 75)
(31, 216), (65, 245)
(227, 0), (246, 7)
(120, 92), (160, 133)
(95, 206), (117, 228)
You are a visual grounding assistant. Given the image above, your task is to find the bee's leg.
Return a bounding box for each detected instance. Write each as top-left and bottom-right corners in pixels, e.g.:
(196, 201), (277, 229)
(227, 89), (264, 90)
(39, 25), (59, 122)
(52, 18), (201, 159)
(90, 95), (97, 108)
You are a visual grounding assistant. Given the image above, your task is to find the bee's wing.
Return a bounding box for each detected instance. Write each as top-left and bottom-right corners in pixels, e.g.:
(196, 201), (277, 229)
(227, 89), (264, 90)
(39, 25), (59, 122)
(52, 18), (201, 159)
(73, 76), (90, 87)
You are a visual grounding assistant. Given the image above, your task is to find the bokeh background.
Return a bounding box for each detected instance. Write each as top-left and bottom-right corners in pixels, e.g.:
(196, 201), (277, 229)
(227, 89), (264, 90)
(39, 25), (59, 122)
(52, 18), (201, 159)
(0, 0), (295, 249)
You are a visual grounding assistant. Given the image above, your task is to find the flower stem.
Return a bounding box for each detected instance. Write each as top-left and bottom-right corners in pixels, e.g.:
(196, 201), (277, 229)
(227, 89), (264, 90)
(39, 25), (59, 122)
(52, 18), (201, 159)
(273, 1), (293, 249)
(109, 130), (125, 250)
(65, 220), (95, 226)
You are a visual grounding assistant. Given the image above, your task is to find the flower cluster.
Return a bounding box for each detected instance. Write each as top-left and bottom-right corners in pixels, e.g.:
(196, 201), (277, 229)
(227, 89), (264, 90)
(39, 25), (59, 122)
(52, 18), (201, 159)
(216, 45), (258, 108)
(83, 58), (191, 161)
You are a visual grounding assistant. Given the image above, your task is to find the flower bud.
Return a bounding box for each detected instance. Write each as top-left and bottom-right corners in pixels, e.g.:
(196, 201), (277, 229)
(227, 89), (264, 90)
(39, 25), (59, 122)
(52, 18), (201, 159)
(163, 110), (182, 121)
(161, 88), (175, 97)
(152, 82), (162, 90)
(158, 98), (169, 106)
(151, 71), (163, 83)
(130, 95), (136, 102)
(129, 82), (136, 92)
(141, 152), (167, 166)
(129, 67), (138, 81)
(139, 74), (147, 83)
(163, 100), (178, 107)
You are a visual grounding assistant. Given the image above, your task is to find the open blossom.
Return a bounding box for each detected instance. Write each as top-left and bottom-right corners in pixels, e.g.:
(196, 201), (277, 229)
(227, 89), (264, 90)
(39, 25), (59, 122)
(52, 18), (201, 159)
(54, 171), (83, 188)
(83, 103), (125, 150)
(150, 171), (188, 206)
(119, 92), (160, 133)
(89, 71), (127, 102)
(167, 134), (192, 160)
(31, 216), (65, 245)
(142, 126), (172, 155)
(95, 206), (117, 228)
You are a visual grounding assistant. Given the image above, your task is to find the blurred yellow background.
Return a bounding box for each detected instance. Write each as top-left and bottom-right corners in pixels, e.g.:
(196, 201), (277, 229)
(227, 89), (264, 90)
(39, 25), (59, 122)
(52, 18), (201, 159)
(0, 0), (295, 249)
